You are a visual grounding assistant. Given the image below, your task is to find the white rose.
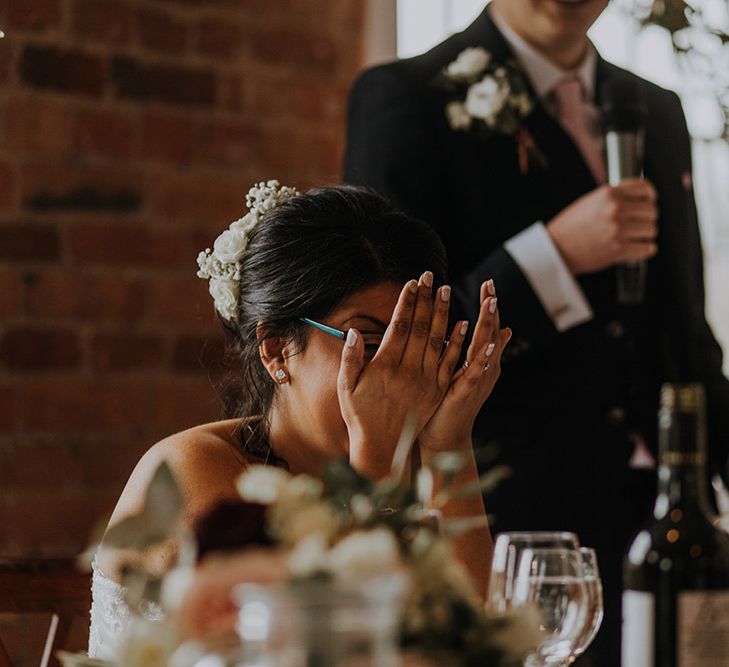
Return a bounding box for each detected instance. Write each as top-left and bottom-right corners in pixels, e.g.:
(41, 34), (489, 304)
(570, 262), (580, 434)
(288, 533), (330, 578)
(229, 212), (258, 233)
(213, 227), (248, 263)
(237, 465), (291, 504)
(446, 47), (491, 80)
(278, 502), (339, 545)
(465, 75), (509, 124)
(328, 529), (401, 583)
(445, 101), (472, 131)
(208, 277), (238, 321)
(160, 565), (195, 612)
(278, 475), (323, 508)
(117, 618), (178, 667)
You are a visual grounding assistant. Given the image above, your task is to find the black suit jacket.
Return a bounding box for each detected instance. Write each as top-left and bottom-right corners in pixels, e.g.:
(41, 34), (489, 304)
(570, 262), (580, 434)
(343, 7), (729, 549)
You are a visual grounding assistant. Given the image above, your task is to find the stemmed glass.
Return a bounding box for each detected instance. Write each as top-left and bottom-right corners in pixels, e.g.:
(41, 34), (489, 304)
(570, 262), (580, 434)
(487, 532), (580, 614)
(570, 548), (604, 662)
(512, 548), (589, 667)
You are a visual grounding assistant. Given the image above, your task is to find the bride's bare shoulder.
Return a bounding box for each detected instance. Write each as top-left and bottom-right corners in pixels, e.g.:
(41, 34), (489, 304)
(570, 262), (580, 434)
(107, 419), (251, 529)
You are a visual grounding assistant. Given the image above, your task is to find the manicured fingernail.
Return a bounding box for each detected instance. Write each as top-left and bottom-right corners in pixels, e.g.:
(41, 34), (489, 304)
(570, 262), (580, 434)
(346, 329), (357, 347)
(460, 321), (469, 335)
(407, 280), (418, 294)
(489, 297), (498, 314)
(441, 285), (451, 302)
(421, 271), (433, 288)
(485, 343), (496, 357)
(487, 279), (496, 296)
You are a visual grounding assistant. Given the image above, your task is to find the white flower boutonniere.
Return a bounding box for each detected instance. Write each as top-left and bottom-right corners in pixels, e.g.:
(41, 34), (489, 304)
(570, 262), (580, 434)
(437, 47), (546, 175)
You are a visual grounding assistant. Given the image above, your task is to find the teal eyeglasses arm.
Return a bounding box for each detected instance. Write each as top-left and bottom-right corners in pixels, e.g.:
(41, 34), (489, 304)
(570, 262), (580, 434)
(300, 317), (347, 340)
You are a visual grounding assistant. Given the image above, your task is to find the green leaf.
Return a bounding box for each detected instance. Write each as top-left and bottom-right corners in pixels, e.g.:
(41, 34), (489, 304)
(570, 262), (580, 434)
(143, 461), (184, 530)
(441, 515), (491, 537)
(433, 466), (512, 507)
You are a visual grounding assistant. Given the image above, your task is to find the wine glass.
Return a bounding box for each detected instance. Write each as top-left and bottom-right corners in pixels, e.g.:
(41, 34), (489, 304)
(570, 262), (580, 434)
(512, 548), (589, 667)
(487, 531), (580, 614)
(570, 548), (604, 661)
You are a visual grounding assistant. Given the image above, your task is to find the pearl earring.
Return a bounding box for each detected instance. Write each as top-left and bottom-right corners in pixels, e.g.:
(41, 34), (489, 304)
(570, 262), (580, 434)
(275, 369), (287, 383)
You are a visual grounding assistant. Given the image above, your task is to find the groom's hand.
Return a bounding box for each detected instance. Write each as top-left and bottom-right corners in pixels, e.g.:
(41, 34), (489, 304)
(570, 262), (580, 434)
(546, 178), (658, 275)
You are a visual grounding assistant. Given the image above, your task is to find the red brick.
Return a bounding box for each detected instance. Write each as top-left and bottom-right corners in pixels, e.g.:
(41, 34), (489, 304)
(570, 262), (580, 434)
(152, 380), (221, 433)
(151, 172), (248, 225)
(198, 119), (256, 166)
(0, 436), (142, 487)
(0, 160), (17, 210)
(0, 224), (61, 262)
(111, 56), (216, 108)
(19, 380), (153, 434)
(196, 18), (246, 59)
(137, 7), (189, 54)
(5, 96), (74, 154)
(251, 27), (337, 76)
(74, 107), (136, 159)
(0, 327), (82, 371)
(67, 222), (183, 267)
(0, 267), (23, 318)
(20, 44), (105, 97)
(20, 162), (143, 214)
(0, 487), (119, 556)
(24, 269), (148, 323)
(72, 0), (133, 46)
(91, 332), (165, 372)
(173, 334), (227, 374)
(141, 111), (201, 164)
(7, 0), (63, 31)
(0, 385), (18, 433)
(148, 275), (219, 328)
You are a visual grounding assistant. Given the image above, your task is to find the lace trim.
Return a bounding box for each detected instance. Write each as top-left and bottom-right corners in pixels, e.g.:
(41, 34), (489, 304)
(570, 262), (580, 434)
(88, 559), (164, 660)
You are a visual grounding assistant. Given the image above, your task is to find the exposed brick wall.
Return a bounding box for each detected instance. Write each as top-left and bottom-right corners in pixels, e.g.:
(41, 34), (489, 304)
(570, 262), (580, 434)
(0, 0), (366, 560)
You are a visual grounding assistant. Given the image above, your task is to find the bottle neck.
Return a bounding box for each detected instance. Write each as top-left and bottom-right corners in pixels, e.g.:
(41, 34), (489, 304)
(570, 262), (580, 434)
(654, 405), (711, 518)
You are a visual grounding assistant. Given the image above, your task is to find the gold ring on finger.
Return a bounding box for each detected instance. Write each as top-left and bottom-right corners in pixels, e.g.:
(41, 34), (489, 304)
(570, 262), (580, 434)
(463, 359), (470, 369)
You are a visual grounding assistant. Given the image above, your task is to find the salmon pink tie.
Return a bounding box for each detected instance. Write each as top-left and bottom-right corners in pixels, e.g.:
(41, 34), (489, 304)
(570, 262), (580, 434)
(552, 76), (607, 184)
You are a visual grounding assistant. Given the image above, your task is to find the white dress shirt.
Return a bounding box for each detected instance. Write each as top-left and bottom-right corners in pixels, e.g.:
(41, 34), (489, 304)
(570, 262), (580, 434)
(492, 12), (597, 332)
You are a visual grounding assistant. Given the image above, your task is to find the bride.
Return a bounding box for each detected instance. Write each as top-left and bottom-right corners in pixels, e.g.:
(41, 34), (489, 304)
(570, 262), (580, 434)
(89, 182), (511, 658)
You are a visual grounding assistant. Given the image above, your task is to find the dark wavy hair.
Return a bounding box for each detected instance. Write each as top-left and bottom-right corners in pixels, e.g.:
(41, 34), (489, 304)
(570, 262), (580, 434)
(218, 185), (447, 438)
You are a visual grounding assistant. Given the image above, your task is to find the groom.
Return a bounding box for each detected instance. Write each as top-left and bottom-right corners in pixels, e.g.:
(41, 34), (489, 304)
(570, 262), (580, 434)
(343, 1), (729, 664)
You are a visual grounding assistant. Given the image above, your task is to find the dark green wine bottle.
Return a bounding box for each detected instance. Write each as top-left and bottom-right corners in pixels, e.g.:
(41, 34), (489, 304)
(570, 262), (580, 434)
(622, 384), (729, 666)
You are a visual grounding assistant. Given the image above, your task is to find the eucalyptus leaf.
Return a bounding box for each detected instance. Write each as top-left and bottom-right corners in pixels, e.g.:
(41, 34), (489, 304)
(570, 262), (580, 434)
(432, 465), (512, 507)
(102, 514), (169, 551)
(143, 461), (184, 530)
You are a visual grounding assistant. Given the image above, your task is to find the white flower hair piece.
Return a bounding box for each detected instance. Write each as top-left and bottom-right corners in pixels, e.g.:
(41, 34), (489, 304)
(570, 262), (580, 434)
(196, 180), (300, 321)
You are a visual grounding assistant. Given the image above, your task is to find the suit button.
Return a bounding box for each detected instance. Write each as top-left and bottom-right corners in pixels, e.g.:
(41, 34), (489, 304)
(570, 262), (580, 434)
(607, 406), (626, 426)
(606, 321), (625, 339)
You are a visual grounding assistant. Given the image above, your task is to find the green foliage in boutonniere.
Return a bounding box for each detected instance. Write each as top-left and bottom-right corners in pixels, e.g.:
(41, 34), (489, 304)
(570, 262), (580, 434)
(435, 47), (547, 174)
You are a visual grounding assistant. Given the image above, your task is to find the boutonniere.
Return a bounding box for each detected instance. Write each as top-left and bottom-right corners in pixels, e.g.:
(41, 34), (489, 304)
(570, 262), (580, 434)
(436, 47), (547, 175)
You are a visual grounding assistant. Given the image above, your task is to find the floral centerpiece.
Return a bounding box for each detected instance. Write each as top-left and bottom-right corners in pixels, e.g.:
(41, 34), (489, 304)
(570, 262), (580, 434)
(61, 450), (539, 667)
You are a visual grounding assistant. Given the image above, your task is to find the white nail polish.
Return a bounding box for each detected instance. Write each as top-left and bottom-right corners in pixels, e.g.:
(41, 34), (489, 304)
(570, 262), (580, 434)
(441, 285), (451, 302)
(460, 321), (469, 335)
(489, 298), (498, 314)
(422, 271), (433, 288)
(346, 329), (357, 347)
(486, 343), (496, 357)
(487, 279), (496, 297)
(408, 280), (418, 294)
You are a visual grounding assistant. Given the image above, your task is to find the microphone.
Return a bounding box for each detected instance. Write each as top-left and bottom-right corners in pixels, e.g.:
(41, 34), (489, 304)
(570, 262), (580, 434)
(601, 78), (649, 305)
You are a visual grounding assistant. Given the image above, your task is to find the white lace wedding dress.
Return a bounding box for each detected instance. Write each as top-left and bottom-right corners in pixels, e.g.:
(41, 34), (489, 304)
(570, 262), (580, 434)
(88, 559), (164, 659)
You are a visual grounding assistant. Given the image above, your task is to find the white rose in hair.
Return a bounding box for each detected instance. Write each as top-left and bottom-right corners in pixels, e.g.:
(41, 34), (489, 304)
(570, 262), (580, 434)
(230, 212), (257, 233)
(213, 228), (248, 263)
(445, 101), (472, 131)
(208, 277), (238, 321)
(465, 75), (508, 125)
(328, 528), (401, 582)
(446, 47), (491, 80)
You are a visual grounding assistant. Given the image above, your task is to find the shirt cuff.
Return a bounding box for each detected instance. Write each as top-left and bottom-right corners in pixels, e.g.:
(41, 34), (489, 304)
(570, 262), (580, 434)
(504, 222), (593, 332)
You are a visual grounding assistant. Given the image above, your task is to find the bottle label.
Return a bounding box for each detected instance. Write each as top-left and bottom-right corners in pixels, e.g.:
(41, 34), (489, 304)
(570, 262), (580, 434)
(678, 590), (729, 666)
(622, 590), (654, 667)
